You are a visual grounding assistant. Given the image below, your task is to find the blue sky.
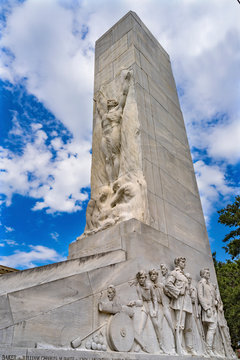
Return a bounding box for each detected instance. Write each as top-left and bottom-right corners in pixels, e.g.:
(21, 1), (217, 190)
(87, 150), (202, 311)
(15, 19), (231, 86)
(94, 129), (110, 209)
(0, 0), (240, 269)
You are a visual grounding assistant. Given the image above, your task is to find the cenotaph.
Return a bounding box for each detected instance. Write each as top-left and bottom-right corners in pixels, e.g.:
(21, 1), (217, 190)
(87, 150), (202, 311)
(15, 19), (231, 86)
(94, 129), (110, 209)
(0, 11), (235, 360)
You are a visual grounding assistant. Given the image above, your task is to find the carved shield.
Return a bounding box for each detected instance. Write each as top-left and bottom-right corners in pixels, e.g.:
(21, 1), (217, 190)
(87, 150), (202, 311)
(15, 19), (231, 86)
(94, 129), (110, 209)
(107, 312), (134, 352)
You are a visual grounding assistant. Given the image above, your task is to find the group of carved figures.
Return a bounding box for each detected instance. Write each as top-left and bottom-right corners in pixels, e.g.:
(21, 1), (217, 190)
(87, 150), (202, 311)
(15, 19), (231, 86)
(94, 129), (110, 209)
(84, 174), (146, 235)
(94, 257), (235, 357)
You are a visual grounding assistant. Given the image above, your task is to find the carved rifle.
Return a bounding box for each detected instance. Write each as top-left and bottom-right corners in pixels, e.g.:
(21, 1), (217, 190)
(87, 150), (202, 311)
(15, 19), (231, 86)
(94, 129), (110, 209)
(175, 293), (184, 355)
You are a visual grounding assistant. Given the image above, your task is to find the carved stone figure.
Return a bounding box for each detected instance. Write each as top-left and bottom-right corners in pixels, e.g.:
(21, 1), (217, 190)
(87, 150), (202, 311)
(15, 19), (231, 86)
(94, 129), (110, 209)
(111, 179), (136, 210)
(185, 273), (207, 355)
(98, 284), (148, 353)
(95, 70), (131, 184)
(98, 285), (133, 352)
(85, 199), (96, 232)
(160, 264), (175, 337)
(84, 186), (115, 235)
(129, 270), (163, 353)
(111, 174), (148, 224)
(148, 269), (166, 353)
(216, 291), (236, 358)
(165, 257), (196, 355)
(98, 284), (122, 314)
(197, 268), (218, 356)
(84, 172), (149, 236)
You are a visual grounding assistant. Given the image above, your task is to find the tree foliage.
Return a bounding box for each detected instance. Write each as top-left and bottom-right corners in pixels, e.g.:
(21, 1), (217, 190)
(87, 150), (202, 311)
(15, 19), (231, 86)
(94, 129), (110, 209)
(213, 253), (240, 349)
(218, 195), (240, 259)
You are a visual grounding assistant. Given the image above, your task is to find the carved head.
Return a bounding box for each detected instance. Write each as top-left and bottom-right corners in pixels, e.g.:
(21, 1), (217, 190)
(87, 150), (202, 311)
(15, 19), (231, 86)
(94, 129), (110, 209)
(98, 186), (112, 203)
(160, 264), (168, 276)
(174, 257), (186, 270)
(136, 270), (147, 286)
(107, 99), (118, 110)
(185, 273), (192, 284)
(200, 268), (210, 280)
(107, 285), (116, 301)
(149, 269), (158, 283)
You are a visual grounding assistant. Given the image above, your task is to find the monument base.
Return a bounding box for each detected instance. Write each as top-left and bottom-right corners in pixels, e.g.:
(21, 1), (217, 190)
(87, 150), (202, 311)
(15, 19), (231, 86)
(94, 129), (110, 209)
(0, 220), (234, 358)
(0, 346), (229, 360)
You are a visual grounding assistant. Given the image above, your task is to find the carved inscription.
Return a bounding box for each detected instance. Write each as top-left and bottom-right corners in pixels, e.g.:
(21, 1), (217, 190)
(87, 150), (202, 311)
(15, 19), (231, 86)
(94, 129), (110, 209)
(1, 356), (141, 360)
(1, 357), (74, 360)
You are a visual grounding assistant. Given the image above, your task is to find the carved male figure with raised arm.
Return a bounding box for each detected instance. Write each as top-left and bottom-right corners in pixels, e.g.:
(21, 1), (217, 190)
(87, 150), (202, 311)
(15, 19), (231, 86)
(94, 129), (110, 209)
(197, 268), (218, 356)
(95, 70), (131, 184)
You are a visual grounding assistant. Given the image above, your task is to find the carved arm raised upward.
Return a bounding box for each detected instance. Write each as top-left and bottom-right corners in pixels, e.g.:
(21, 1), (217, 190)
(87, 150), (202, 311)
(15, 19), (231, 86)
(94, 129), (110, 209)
(118, 71), (131, 111)
(94, 91), (106, 119)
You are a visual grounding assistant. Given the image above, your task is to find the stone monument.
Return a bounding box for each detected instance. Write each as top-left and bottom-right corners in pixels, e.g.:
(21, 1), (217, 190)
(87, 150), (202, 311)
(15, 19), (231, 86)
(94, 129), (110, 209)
(0, 11), (235, 360)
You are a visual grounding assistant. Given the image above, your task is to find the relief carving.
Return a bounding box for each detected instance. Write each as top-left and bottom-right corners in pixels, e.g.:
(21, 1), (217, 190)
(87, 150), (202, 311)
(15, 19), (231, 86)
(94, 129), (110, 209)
(185, 272), (208, 356)
(110, 173), (148, 224)
(85, 332), (107, 351)
(98, 284), (148, 353)
(197, 268), (219, 357)
(160, 264), (175, 336)
(80, 68), (150, 238)
(96, 71), (131, 184)
(85, 186), (115, 235)
(128, 270), (160, 353)
(216, 293), (236, 358)
(165, 257), (196, 355)
(148, 269), (169, 353)
(83, 172), (148, 236)
(70, 259), (235, 358)
(71, 322), (107, 350)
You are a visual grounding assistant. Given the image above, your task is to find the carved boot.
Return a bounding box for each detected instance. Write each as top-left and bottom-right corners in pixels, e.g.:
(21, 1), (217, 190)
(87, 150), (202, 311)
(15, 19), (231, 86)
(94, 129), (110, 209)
(186, 345), (197, 356)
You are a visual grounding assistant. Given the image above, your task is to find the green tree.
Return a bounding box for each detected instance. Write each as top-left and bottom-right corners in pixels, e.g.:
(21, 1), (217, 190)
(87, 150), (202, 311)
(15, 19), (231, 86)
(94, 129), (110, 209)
(218, 195), (240, 259)
(213, 253), (240, 349)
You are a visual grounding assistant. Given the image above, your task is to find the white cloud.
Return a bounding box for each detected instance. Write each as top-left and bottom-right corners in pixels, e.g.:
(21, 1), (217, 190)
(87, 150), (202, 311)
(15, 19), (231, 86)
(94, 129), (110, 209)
(0, 245), (65, 268)
(1, 239), (18, 246)
(50, 232), (59, 242)
(188, 115), (240, 166)
(207, 118), (240, 164)
(4, 226), (14, 233)
(0, 122), (91, 213)
(145, 0), (240, 119)
(0, 0), (94, 139)
(194, 160), (236, 223)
